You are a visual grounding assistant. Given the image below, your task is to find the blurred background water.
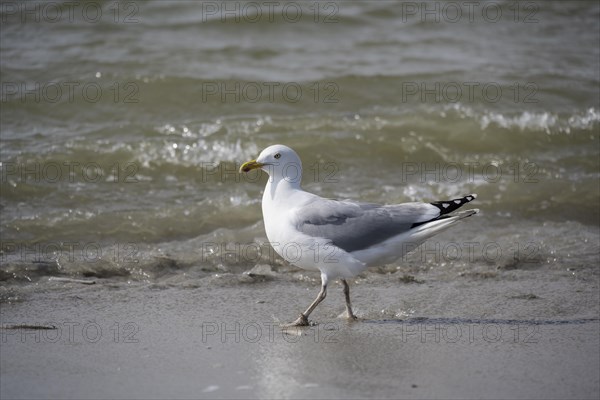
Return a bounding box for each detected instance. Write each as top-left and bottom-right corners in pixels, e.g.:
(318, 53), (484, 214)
(1, 0), (598, 286)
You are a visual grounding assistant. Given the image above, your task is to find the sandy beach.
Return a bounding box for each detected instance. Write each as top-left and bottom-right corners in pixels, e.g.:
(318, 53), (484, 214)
(2, 269), (598, 400)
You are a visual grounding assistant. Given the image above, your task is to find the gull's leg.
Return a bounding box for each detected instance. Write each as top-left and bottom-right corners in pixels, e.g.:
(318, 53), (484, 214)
(341, 279), (358, 320)
(284, 274), (329, 327)
(284, 284), (327, 327)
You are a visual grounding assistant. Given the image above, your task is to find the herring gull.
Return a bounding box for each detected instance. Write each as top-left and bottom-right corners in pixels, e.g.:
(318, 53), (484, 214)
(240, 144), (478, 326)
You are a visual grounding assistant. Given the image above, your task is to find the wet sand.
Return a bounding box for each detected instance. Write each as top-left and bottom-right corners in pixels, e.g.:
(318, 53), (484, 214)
(1, 273), (599, 399)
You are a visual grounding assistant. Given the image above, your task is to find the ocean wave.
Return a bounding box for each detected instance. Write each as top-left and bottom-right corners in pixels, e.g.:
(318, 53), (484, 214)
(479, 108), (599, 134)
(440, 104), (600, 134)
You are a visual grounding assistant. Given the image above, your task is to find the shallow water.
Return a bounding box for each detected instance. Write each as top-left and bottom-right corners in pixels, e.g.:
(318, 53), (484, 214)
(1, 1), (599, 285)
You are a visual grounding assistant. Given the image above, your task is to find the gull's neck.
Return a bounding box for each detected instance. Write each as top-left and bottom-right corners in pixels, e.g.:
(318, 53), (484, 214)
(264, 174), (302, 204)
(261, 173), (303, 246)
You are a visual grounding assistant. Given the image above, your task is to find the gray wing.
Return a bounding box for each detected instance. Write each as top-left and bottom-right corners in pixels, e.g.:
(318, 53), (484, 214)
(295, 198), (440, 253)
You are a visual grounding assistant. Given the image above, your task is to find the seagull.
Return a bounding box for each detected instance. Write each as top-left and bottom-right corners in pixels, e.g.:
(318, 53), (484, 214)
(239, 144), (478, 326)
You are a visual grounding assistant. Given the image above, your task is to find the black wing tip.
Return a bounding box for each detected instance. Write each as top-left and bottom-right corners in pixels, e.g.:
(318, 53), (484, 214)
(430, 193), (478, 216)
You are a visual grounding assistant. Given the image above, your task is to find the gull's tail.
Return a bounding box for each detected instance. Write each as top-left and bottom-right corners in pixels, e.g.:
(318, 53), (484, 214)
(412, 208), (478, 232)
(430, 193), (478, 216)
(411, 194), (478, 229)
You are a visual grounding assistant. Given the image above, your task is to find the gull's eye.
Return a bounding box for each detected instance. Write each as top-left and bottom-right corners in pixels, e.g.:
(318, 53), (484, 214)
(274, 153), (281, 159)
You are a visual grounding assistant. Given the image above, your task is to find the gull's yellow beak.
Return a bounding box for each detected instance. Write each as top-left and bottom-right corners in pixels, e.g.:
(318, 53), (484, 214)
(239, 159), (264, 173)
